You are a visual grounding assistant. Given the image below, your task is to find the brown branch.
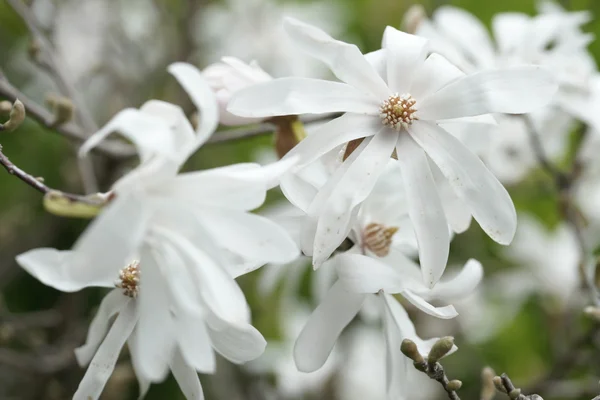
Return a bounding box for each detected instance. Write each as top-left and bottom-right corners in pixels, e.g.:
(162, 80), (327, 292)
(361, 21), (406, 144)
(496, 373), (542, 400)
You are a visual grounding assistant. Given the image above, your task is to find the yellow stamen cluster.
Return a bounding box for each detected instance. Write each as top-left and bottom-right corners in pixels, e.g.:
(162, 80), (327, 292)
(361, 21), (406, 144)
(379, 93), (418, 131)
(363, 222), (399, 257)
(115, 260), (140, 298)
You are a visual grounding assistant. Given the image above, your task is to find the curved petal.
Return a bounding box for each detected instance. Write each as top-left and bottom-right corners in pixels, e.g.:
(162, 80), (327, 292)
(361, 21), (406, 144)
(364, 49), (386, 80)
(409, 53), (464, 101)
(434, 6), (495, 67)
(127, 328), (151, 399)
(491, 13), (529, 55)
(228, 78), (379, 118)
(207, 322), (267, 364)
(401, 290), (457, 319)
(335, 254), (406, 294)
(70, 191), (150, 288)
(16, 249), (107, 292)
(168, 62), (219, 149)
(381, 294), (410, 398)
(418, 67), (558, 120)
(313, 130), (398, 267)
(75, 289), (129, 366)
(177, 312), (216, 374)
(294, 281), (365, 372)
(429, 161), (473, 233)
(170, 348), (205, 400)
(396, 134), (450, 287)
(194, 210), (300, 274)
(382, 26), (428, 94)
(410, 121), (516, 244)
(423, 259), (483, 302)
(73, 299), (137, 400)
(283, 17), (389, 99)
(283, 114), (381, 170)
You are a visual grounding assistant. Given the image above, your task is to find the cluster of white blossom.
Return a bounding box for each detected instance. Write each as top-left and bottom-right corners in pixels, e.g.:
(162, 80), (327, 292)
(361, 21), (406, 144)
(11, 0), (600, 399)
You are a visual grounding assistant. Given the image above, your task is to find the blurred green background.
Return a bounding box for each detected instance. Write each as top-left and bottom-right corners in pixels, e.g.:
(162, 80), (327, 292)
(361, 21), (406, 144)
(0, 0), (599, 399)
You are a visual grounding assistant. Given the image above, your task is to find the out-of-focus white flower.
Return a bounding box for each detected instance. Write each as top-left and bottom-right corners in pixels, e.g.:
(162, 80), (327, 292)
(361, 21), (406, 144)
(195, 0), (346, 77)
(202, 57), (273, 126)
(16, 64), (299, 399)
(230, 18), (557, 285)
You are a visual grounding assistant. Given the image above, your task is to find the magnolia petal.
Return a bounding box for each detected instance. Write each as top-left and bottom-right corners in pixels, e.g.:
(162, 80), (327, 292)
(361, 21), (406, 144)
(429, 160), (473, 234)
(402, 290), (457, 319)
(418, 67), (558, 120)
(78, 108), (177, 163)
(73, 299), (137, 400)
(335, 254), (405, 294)
(364, 49), (387, 80)
(283, 113), (381, 171)
(177, 314), (216, 374)
(409, 53), (464, 101)
(424, 259), (483, 302)
(283, 17), (389, 99)
(71, 191), (150, 288)
(409, 121), (517, 245)
(127, 329), (151, 399)
(280, 171), (319, 213)
(492, 13), (529, 54)
(382, 26), (428, 94)
(228, 78), (378, 118)
(195, 210), (299, 272)
(136, 246), (174, 382)
(75, 289), (129, 366)
(294, 281), (365, 372)
(396, 134), (450, 288)
(313, 129), (398, 267)
(434, 6), (495, 67)
(16, 248), (110, 292)
(170, 348), (205, 400)
(381, 294), (411, 398)
(168, 62), (219, 148)
(207, 322), (267, 364)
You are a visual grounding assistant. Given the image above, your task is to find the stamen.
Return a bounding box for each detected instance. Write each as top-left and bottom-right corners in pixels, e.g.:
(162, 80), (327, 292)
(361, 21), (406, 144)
(380, 93), (418, 131)
(115, 260), (140, 298)
(363, 222), (399, 257)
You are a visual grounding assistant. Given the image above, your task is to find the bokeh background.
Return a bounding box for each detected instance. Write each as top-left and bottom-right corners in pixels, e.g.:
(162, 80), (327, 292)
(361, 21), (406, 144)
(1, 0), (600, 399)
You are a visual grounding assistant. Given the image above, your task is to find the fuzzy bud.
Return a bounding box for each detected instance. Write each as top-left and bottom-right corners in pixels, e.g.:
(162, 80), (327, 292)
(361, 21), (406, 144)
(447, 380), (462, 391)
(584, 306), (600, 321)
(0, 101), (12, 114)
(400, 339), (424, 364)
(0, 99), (26, 132)
(46, 94), (74, 127)
(427, 336), (454, 364)
(480, 367), (497, 400)
(508, 389), (521, 399)
(401, 4), (426, 34)
(493, 376), (507, 393)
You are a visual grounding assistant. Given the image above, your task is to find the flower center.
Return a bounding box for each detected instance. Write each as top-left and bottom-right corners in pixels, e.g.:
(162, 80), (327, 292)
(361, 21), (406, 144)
(379, 93), (418, 131)
(115, 260), (140, 298)
(363, 222), (399, 257)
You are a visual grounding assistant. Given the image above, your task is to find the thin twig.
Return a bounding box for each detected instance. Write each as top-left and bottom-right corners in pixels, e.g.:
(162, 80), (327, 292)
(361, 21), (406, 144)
(524, 116), (600, 306)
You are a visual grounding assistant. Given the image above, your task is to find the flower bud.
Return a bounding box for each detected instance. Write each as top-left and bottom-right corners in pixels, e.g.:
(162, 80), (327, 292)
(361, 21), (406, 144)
(0, 101), (12, 114)
(401, 4), (426, 34)
(46, 94), (74, 127)
(447, 380), (462, 391)
(203, 57), (272, 126)
(1, 99), (25, 132)
(508, 388), (521, 399)
(43, 190), (109, 218)
(427, 336), (454, 364)
(493, 376), (507, 393)
(480, 367), (496, 400)
(400, 339), (424, 363)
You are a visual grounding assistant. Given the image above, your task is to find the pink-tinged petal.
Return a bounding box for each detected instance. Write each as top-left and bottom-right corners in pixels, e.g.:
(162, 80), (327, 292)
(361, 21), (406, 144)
(433, 6), (495, 67)
(491, 13), (529, 54)
(409, 121), (517, 245)
(313, 130), (398, 267)
(335, 254), (406, 294)
(401, 290), (457, 319)
(176, 313), (216, 373)
(207, 323), (267, 364)
(283, 17), (390, 99)
(16, 249), (108, 292)
(284, 114), (381, 171)
(418, 67), (558, 120)
(382, 26), (429, 94)
(409, 53), (464, 100)
(170, 348), (205, 400)
(396, 134), (450, 288)
(228, 78), (378, 118)
(294, 281), (365, 372)
(168, 62), (219, 149)
(423, 259), (483, 302)
(70, 191), (150, 288)
(75, 289), (129, 366)
(429, 161), (473, 234)
(194, 210), (299, 272)
(73, 299), (137, 400)
(136, 246), (175, 382)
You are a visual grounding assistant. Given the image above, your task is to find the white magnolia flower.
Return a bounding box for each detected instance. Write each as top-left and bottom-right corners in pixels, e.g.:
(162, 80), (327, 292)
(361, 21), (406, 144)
(195, 0), (346, 77)
(293, 251), (482, 396)
(230, 17), (557, 286)
(16, 63), (299, 399)
(203, 57), (273, 126)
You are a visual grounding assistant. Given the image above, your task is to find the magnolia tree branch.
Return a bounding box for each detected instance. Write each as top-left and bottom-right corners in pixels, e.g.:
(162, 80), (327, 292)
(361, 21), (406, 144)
(524, 116), (600, 306)
(494, 373), (543, 400)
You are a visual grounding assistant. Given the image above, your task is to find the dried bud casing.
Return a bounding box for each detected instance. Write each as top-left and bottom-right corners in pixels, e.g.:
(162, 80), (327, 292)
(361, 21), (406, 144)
(447, 380), (462, 391)
(493, 376), (507, 393)
(0, 101), (12, 114)
(46, 94), (74, 127)
(427, 336), (454, 364)
(43, 190), (108, 219)
(400, 339), (424, 363)
(271, 116), (306, 158)
(1, 99), (26, 132)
